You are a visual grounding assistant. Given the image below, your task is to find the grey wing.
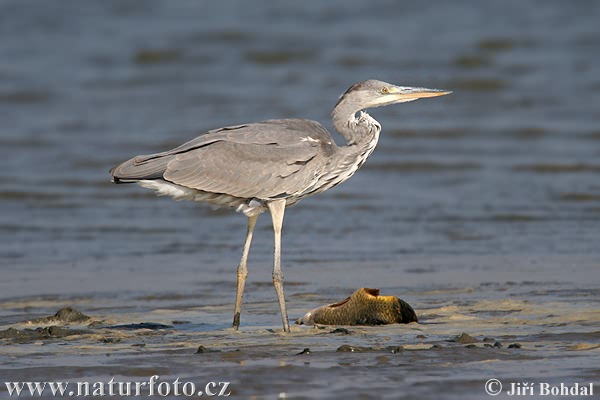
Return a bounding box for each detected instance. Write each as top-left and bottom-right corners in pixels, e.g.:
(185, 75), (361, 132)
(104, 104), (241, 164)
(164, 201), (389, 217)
(109, 124), (250, 182)
(111, 119), (337, 199)
(164, 119), (336, 199)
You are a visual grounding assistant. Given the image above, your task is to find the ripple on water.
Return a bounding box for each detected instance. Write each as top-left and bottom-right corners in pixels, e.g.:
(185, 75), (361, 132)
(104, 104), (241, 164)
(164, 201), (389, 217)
(556, 192), (600, 202)
(0, 90), (52, 104)
(244, 49), (317, 65)
(513, 163), (600, 174)
(364, 161), (481, 172)
(446, 78), (506, 92)
(132, 48), (183, 65)
(453, 54), (492, 69)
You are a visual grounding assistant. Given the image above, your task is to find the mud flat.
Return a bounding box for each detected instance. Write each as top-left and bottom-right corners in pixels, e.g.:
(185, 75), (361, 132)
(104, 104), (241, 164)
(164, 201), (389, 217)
(1, 255), (599, 399)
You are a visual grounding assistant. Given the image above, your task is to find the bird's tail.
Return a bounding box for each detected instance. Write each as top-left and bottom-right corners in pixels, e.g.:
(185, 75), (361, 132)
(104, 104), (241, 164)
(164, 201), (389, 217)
(109, 153), (173, 183)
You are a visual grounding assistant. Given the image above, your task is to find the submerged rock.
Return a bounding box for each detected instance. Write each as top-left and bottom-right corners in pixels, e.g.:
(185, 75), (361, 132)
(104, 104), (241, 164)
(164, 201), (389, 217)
(385, 346), (404, 353)
(25, 307), (91, 324)
(336, 345), (373, 352)
(329, 328), (353, 335)
(296, 288), (418, 326)
(0, 326), (87, 342)
(451, 332), (479, 344)
(196, 345), (220, 354)
(108, 322), (173, 330)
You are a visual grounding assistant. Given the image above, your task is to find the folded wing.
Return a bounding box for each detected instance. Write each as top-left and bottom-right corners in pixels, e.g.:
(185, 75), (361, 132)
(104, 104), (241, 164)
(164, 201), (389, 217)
(110, 119), (337, 200)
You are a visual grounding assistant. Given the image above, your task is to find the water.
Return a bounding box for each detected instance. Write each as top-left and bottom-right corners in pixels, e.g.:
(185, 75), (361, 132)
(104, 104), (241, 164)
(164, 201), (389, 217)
(1, 1), (599, 398)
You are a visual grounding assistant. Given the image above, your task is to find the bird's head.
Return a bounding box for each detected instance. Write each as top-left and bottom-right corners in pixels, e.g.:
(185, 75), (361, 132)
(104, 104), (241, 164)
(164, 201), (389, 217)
(336, 79), (451, 110)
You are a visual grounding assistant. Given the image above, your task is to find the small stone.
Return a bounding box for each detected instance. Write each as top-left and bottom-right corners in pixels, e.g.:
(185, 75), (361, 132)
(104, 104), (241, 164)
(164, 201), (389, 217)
(196, 345), (210, 354)
(416, 335), (426, 339)
(508, 343), (522, 349)
(483, 337), (495, 342)
(385, 346), (404, 353)
(465, 344), (477, 349)
(336, 345), (372, 352)
(330, 328), (352, 335)
(494, 341), (503, 348)
(452, 333), (479, 344)
(0, 328), (20, 339)
(296, 348), (311, 355)
(108, 322), (173, 330)
(195, 345), (221, 354)
(54, 307), (90, 323)
(46, 326), (71, 337)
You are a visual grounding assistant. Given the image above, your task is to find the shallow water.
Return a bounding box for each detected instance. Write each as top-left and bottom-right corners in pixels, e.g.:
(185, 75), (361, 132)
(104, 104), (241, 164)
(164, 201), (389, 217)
(1, 1), (600, 398)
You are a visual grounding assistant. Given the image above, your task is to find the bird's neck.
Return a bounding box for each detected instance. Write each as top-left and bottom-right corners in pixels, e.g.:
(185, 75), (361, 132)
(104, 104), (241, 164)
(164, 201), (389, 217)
(331, 102), (382, 179)
(332, 98), (381, 147)
(332, 98), (382, 155)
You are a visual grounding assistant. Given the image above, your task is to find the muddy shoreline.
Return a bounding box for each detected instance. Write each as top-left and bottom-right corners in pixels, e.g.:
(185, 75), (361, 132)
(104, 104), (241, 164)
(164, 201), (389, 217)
(2, 256), (599, 399)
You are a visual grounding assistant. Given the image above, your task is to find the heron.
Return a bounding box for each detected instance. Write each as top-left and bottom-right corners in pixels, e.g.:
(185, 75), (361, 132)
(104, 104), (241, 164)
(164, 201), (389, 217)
(110, 79), (451, 332)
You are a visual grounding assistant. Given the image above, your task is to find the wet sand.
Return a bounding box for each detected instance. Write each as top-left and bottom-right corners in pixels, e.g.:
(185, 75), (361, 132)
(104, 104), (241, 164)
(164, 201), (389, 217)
(2, 255), (599, 399)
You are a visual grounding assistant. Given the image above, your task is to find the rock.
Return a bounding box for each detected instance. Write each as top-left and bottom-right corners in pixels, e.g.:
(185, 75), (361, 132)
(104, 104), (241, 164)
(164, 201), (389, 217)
(296, 348), (311, 355)
(108, 322), (173, 330)
(196, 345), (210, 353)
(53, 307), (90, 323)
(336, 345), (373, 352)
(195, 345), (220, 354)
(508, 343), (522, 349)
(403, 343), (437, 350)
(26, 307), (91, 324)
(329, 328), (352, 335)
(0, 327), (21, 339)
(296, 288), (418, 326)
(452, 333), (479, 344)
(385, 346), (404, 353)
(0, 326), (87, 342)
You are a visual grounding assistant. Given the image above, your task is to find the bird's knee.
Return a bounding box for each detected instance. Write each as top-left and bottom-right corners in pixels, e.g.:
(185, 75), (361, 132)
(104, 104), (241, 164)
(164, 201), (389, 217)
(272, 271), (284, 284)
(237, 264), (248, 278)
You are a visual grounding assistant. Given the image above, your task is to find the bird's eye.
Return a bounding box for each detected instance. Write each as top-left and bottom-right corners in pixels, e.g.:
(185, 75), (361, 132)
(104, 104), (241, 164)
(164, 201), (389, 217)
(381, 87), (389, 94)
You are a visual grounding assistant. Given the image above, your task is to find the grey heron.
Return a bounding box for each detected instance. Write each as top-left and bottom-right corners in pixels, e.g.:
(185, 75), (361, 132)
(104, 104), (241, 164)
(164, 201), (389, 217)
(110, 79), (451, 332)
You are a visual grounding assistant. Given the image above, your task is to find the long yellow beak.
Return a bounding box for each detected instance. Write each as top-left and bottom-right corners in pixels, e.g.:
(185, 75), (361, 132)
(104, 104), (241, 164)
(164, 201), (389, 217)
(389, 86), (452, 100)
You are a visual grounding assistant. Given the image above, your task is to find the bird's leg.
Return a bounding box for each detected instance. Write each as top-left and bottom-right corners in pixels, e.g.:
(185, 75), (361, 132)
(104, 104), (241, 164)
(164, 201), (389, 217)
(267, 199), (290, 332)
(233, 214), (258, 330)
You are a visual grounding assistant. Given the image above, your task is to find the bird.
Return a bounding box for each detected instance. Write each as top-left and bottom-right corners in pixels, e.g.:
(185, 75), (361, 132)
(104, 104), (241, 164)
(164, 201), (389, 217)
(109, 79), (451, 332)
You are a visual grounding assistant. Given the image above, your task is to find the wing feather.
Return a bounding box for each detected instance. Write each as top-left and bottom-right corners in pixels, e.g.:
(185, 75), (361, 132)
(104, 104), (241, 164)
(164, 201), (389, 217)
(112, 119), (337, 199)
